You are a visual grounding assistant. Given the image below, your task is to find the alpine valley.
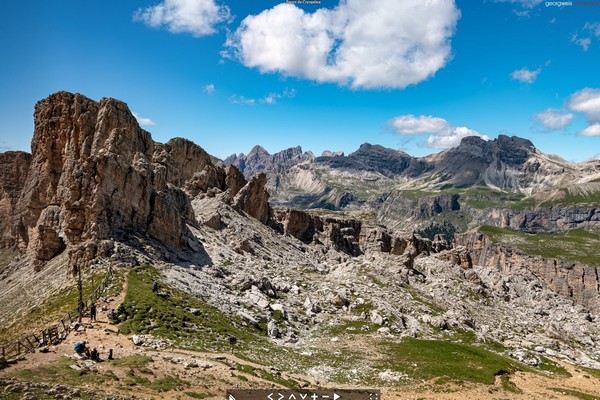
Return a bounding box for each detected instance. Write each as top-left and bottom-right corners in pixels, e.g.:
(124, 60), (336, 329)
(1, 92), (600, 399)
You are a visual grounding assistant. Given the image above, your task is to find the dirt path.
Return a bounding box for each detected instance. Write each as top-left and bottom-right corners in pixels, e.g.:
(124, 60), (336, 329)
(2, 273), (600, 400)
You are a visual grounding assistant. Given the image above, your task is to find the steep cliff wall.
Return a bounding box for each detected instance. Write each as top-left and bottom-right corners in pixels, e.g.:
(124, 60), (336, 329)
(467, 206), (599, 233)
(0, 151), (32, 247)
(456, 232), (600, 313)
(1, 92), (272, 269)
(273, 208), (452, 262)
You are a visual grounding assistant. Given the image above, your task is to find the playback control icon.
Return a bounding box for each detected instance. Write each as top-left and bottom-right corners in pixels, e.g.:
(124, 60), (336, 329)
(226, 389), (380, 400)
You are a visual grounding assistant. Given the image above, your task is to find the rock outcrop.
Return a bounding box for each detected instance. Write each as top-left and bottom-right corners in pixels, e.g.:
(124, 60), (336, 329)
(234, 173), (272, 225)
(274, 208), (441, 260)
(9, 92), (201, 268)
(468, 205), (600, 233)
(0, 92), (276, 268)
(456, 232), (600, 313)
(0, 151), (31, 247)
(225, 165), (247, 198)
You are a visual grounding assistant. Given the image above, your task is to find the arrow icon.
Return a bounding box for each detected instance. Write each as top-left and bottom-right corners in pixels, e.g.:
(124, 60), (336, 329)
(333, 394), (340, 400)
(267, 394), (274, 400)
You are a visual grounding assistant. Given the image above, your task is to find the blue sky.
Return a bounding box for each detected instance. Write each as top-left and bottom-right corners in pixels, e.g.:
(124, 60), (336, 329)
(1, 0), (599, 161)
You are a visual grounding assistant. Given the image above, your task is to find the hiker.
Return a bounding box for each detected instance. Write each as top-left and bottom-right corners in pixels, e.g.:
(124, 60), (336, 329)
(107, 309), (116, 321)
(116, 303), (124, 316)
(152, 280), (159, 293)
(90, 347), (101, 362)
(74, 340), (90, 358)
(90, 303), (97, 322)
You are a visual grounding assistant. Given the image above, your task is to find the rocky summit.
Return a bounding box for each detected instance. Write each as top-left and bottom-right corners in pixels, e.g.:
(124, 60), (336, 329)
(1, 91), (600, 399)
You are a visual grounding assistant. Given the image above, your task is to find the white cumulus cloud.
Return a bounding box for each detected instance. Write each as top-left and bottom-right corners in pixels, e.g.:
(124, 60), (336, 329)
(134, 0), (231, 37)
(426, 126), (489, 149)
(511, 67), (541, 83)
(261, 88), (296, 105)
(225, 0), (460, 89)
(585, 22), (600, 37)
(132, 112), (156, 127)
(569, 88), (600, 123)
(389, 115), (450, 135)
(204, 83), (216, 95)
(229, 95), (256, 106)
(534, 108), (574, 130)
(229, 88), (297, 106)
(577, 124), (600, 137)
(388, 114), (489, 149)
(571, 34), (591, 51)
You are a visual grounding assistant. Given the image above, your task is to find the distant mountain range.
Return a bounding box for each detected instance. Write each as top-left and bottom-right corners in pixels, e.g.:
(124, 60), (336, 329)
(223, 135), (600, 218)
(226, 136), (599, 190)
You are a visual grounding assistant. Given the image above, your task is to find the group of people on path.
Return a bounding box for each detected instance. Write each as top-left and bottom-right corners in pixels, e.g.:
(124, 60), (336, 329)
(72, 280), (160, 362)
(72, 301), (117, 361)
(74, 340), (105, 361)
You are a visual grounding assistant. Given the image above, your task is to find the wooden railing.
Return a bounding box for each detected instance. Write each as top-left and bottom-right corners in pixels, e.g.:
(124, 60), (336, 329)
(1, 260), (115, 361)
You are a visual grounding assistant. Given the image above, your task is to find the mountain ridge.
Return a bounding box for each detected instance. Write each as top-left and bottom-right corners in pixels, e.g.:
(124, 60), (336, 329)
(1, 92), (600, 396)
(225, 134), (598, 192)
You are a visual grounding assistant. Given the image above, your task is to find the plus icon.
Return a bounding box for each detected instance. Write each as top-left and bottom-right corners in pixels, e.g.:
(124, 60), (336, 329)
(311, 394), (318, 400)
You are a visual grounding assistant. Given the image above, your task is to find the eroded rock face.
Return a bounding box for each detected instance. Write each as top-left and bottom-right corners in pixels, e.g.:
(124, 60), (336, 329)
(2, 93), (332, 268)
(0, 151), (31, 247)
(274, 208), (443, 260)
(456, 232), (600, 313)
(225, 165), (246, 198)
(234, 173), (272, 225)
(280, 209), (320, 244)
(7, 92), (202, 267)
(469, 206), (600, 233)
(153, 138), (227, 199)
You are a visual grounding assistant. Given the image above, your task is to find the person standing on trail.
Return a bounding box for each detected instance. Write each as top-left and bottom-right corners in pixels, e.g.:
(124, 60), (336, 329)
(152, 280), (158, 293)
(90, 303), (97, 322)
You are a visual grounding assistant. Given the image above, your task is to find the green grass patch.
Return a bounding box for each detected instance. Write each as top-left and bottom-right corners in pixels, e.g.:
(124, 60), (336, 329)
(399, 190), (437, 201)
(184, 392), (212, 399)
(478, 226), (600, 265)
(13, 356), (114, 386)
(271, 309), (286, 323)
(0, 267), (122, 343)
(326, 319), (378, 336)
(109, 355), (153, 369)
(415, 211), (471, 235)
(405, 287), (446, 316)
(117, 264), (351, 386)
(550, 387), (600, 400)
(500, 374), (523, 394)
(580, 366), (600, 380)
(541, 187), (600, 207)
(537, 356), (571, 377)
(451, 186), (535, 210)
(147, 375), (189, 392)
(378, 338), (525, 385)
(119, 264), (268, 353)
